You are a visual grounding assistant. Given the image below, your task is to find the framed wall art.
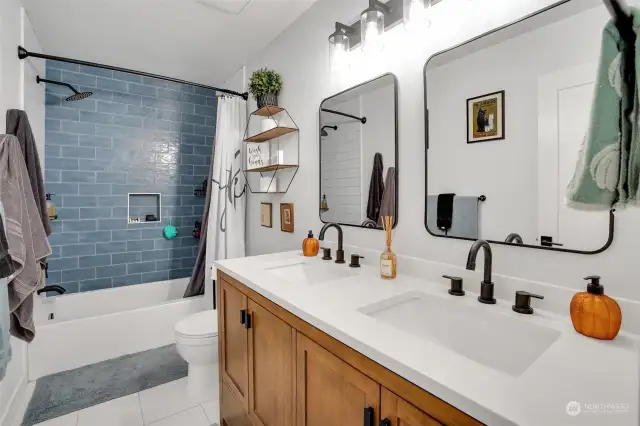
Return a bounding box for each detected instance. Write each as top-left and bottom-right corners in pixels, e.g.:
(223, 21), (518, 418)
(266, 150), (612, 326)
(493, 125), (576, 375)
(260, 202), (272, 228)
(467, 90), (505, 143)
(280, 203), (294, 233)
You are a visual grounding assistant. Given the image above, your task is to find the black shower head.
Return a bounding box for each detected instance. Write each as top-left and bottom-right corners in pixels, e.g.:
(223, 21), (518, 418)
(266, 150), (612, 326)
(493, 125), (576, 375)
(37, 75), (93, 102)
(321, 125), (338, 137)
(66, 90), (93, 102)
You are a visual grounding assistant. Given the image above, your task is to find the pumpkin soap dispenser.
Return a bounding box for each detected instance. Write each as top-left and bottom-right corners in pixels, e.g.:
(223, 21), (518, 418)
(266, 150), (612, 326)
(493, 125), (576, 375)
(570, 276), (622, 341)
(303, 230), (320, 257)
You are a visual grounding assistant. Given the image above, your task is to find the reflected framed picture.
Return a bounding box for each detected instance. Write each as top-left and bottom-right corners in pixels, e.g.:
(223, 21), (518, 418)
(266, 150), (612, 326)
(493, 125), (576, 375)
(467, 90), (505, 143)
(260, 203), (272, 228)
(280, 203), (294, 233)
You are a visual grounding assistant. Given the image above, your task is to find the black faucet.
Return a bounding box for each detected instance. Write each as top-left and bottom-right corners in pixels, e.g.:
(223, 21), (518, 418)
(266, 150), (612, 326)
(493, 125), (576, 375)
(319, 223), (345, 264)
(466, 240), (496, 304)
(505, 233), (524, 244)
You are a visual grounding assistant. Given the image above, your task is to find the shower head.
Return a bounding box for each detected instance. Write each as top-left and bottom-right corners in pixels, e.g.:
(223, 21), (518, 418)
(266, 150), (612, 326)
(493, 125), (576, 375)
(66, 90), (93, 102)
(37, 76), (93, 102)
(321, 125), (338, 137)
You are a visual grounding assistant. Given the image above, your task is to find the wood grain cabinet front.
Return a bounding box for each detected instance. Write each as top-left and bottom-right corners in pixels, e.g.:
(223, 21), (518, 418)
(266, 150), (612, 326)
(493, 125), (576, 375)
(247, 300), (295, 426)
(380, 387), (443, 426)
(296, 333), (380, 426)
(220, 278), (249, 410)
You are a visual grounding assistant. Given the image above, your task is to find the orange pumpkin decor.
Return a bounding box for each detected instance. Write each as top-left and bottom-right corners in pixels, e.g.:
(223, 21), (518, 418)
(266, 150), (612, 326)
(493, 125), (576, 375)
(570, 276), (622, 341)
(303, 231), (320, 257)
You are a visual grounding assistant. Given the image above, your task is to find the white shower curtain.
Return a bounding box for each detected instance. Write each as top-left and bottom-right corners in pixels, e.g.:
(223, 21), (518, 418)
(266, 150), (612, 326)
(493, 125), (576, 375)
(205, 96), (247, 280)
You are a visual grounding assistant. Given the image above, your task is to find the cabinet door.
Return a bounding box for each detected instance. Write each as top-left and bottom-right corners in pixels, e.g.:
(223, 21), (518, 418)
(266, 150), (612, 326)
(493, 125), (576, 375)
(221, 380), (252, 426)
(380, 388), (442, 426)
(220, 279), (249, 410)
(296, 334), (380, 426)
(247, 300), (295, 426)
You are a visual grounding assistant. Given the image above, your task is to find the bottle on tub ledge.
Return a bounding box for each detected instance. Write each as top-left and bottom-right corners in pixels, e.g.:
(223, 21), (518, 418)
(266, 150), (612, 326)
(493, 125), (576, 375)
(380, 216), (397, 279)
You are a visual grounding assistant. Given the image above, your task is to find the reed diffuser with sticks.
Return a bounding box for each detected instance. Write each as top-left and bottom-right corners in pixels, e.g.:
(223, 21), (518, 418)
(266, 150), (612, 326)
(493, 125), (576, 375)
(380, 216), (397, 279)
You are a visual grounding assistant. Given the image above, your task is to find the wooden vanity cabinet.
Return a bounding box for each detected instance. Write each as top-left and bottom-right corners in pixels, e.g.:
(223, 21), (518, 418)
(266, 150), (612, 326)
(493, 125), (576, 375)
(218, 271), (483, 426)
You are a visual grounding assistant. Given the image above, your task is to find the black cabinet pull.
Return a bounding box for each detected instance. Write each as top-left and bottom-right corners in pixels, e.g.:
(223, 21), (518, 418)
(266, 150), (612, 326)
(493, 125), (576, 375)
(245, 312), (252, 329)
(240, 309), (247, 325)
(380, 419), (391, 426)
(364, 406), (374, 426)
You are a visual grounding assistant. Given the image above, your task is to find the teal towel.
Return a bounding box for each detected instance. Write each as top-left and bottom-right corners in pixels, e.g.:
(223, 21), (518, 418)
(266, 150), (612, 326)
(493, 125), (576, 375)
(567, 10), (640, 208)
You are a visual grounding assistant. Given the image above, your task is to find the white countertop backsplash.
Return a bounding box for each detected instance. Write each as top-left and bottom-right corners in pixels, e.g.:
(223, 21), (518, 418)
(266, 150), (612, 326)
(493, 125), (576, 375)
(215, 247), (640, 426)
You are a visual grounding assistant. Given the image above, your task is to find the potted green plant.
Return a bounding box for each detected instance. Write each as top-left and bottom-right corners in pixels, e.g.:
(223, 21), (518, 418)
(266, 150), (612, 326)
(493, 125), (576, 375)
(249, 68), (283, 108)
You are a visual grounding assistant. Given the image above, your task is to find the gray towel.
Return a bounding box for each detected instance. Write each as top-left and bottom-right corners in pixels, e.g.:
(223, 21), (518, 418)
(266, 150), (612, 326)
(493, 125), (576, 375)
(6, 110), (51, 236)
(366, 153), (384, 222)
(0, 202), (12, 380)
(0, 135), (52, 342)
(426, 195), (479, 239)
(379, 167), (397, 220)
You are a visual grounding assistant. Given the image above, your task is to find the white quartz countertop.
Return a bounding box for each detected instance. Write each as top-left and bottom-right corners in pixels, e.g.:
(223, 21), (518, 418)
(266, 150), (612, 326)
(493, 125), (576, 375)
(215, 251), (639, 426)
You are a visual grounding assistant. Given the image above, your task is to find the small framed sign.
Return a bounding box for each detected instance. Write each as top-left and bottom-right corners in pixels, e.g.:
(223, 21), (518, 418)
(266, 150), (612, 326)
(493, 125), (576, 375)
(246, 143), (270, 170)
(280, 203), (294, 233)
(467, 90), (505, 144)
(260, 203), (272, 228)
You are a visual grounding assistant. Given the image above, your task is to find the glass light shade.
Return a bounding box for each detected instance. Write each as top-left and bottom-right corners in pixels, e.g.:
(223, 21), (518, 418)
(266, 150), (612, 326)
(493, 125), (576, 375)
(329, 32), (350, 70)
(361, 8), (385, 52)
(404, 0), (431, 32)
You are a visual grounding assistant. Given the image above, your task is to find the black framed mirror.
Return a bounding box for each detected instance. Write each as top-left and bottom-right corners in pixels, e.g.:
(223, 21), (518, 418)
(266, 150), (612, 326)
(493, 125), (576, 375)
(319, 73), (398, 230)
(424, 0), (614, 254)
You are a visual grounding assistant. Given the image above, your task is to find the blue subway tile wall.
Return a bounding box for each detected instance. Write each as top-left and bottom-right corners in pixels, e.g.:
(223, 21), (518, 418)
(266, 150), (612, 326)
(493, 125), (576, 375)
(45, 60), (216, 293)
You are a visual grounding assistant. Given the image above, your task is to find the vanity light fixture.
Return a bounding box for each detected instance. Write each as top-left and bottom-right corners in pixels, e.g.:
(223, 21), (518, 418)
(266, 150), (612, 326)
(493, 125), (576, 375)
(361, 0), (391, 52)
(403, 0), (431, 32)
(329, 22), (355, 70)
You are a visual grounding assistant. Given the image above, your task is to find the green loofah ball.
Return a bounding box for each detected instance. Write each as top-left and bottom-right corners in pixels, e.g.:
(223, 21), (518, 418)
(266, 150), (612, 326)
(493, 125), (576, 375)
(163, 225), (178, 240)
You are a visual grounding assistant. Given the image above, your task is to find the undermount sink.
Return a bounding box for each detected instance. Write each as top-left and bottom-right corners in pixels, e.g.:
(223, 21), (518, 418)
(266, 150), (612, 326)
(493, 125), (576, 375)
(265, 260), (357, 285)
(359, 291), (561, 376)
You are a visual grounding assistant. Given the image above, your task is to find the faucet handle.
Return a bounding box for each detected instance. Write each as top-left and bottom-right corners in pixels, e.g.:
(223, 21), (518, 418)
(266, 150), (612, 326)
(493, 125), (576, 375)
(443, 275), (465, 296)
(321, 247), (332, 261)
(512, 291), (544, 315)
(349, 254), (364, 268)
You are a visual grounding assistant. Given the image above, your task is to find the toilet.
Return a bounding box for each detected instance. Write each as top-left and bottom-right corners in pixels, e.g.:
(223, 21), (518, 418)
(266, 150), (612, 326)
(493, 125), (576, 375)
(175, 310), (219, 401)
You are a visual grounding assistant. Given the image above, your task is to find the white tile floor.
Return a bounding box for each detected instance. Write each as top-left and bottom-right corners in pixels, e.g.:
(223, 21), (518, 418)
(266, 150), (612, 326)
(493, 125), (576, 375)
(29, 376), (220, 426)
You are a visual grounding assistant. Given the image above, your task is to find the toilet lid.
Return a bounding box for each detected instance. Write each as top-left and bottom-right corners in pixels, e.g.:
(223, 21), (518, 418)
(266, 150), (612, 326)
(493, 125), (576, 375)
(175, 310), (218, 338)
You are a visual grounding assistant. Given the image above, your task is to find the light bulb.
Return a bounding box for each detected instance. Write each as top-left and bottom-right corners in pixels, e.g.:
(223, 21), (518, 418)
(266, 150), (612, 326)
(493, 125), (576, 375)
(404, 0), (431, 32)
(363, 20), (384, 52)
(331, 43), (349, 71)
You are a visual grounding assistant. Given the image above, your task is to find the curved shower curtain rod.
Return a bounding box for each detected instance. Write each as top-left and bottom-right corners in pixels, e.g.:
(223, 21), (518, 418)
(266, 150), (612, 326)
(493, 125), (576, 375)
(17, 46), (249, 100)
(321, 108), (367, 124)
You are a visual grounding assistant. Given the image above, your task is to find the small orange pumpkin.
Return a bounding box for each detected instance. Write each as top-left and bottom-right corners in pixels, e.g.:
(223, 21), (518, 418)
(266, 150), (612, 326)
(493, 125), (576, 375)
(303, 230), (319, 257)
(570, 276), (621, 341)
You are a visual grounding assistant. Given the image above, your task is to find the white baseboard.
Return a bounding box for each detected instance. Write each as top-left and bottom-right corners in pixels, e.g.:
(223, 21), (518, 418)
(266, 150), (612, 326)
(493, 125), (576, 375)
(0, 374), (27, 426)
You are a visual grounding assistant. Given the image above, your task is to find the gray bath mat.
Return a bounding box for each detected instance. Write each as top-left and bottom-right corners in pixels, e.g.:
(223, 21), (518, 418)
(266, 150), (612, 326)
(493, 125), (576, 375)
(23, 344), (188, 426)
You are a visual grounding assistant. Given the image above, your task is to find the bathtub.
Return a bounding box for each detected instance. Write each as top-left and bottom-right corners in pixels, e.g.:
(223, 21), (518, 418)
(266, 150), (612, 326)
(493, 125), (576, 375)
(28, 278), (206, 381)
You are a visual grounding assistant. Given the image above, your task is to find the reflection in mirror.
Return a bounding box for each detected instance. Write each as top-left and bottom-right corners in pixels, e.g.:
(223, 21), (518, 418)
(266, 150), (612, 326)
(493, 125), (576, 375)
(320, 74), (398, 229)
(425, 0), (614, 253)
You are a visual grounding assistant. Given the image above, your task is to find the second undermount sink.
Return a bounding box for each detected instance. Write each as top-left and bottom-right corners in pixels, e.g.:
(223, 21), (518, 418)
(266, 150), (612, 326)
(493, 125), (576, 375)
(359, 291), (561, 376)
(265, 260), (357, 285)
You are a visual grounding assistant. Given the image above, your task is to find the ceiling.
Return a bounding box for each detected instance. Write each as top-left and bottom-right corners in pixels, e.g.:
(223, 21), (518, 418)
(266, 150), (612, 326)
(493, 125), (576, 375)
(23, 0), (319, 87)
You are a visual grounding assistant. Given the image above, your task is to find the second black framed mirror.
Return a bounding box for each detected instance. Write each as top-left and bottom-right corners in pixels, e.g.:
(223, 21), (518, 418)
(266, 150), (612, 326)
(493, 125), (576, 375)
(424, 0), (614, 254)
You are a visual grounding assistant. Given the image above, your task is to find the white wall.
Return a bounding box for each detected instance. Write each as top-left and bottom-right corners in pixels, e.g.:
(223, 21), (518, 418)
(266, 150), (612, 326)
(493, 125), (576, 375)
(0, 4), (44, 425)
(428, 6), (608, 247)
(243, 0), (640, 304)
